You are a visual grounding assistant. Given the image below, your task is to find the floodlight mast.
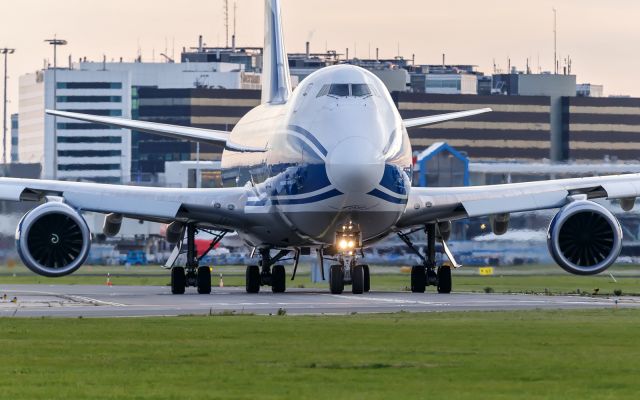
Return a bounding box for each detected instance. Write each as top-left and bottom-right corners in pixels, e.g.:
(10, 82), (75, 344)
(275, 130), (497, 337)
(1, 48), (15, 166)
(45, 37), (67, 179)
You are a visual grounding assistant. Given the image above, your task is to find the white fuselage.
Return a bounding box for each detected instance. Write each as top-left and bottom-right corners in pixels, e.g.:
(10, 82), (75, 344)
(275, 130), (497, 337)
(221, 65), (414, 248)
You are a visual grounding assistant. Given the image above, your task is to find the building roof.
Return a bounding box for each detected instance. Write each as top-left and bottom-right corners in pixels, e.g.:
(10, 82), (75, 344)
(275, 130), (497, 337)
(416, 142), (468, 164)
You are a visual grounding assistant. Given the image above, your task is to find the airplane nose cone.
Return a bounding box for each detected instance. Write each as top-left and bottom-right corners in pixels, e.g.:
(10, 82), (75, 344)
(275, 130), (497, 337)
(326, 137), (385, 194)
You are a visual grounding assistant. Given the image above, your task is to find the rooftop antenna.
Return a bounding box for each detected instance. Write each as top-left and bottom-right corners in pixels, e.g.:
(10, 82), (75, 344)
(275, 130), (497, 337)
(224, 0), (229, 48)
(553, 7), (557, 74)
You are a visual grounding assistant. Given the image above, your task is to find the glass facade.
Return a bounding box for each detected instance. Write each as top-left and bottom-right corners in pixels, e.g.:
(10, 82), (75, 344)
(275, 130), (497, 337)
(57, 96), (122, 103)
(58, 136), (122, 144)
(57, 82), (122, 89)
(58, 164), (120, 171)
(60, 109), (122, 116)
(58, 150), (121, 157)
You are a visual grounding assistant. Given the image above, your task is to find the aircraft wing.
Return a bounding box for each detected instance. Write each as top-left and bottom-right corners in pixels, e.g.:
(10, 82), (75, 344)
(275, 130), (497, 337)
(0, 178), (252, 230)
(46, 110), (265, 153)
(403, 108), (492, 128)
(397, 174), (640, 228)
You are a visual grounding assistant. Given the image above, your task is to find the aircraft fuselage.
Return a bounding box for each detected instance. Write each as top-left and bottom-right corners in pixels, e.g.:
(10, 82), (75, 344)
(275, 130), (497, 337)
(221, 65), (413, 247)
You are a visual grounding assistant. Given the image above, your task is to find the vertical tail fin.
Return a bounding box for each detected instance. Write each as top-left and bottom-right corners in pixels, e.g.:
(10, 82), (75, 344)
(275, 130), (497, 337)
(262, 0), (292, 104)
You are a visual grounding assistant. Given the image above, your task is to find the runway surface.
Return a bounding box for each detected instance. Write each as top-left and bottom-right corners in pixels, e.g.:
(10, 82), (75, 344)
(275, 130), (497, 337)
(0, 284), (638, 317)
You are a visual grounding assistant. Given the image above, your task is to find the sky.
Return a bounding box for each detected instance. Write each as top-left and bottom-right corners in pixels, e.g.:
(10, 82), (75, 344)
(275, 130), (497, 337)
(1, 0), (640, 119)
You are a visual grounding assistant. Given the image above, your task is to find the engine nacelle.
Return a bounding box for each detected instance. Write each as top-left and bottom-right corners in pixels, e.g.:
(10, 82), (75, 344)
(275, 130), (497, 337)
(166, 221), (184, 244)
(490, 213), (510, 236)
(547, 200), (622, 275)
(437, 221), (452, 242)
(16, 202), (91, 277)
(103, 213), (123, 237)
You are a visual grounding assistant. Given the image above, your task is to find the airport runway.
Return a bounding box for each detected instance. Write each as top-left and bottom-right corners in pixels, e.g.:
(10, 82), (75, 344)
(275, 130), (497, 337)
(0, 284), (638, 317)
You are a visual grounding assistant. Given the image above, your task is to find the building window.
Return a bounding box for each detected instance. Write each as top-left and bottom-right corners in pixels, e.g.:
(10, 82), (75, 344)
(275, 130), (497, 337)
(60, 109), (122, 116)
(57, 123), (119, 130)
(58, 164), (121, 171)
(58, 136), (122, 144)
(57, 82), (122, 89)
(58, 150), (122, 157)
(91, 177), (122, 184)
(57, 96), (122, 103)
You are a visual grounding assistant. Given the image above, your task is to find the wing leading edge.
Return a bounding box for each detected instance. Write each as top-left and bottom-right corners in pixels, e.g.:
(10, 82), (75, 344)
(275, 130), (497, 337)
(397, 174), (640, 228)
(0, 177), (252, 230)
(46, 110), (265, 153)
(403, 108), (492, 128)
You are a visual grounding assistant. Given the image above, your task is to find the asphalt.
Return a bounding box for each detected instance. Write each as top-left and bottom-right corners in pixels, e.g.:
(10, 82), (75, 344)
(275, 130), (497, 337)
(0, 284), (638, 317)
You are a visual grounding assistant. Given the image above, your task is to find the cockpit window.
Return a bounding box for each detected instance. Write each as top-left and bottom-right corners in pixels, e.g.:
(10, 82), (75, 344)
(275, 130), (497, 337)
(318, 83), (375, 99)
(328, 84), (350, 97)
(351, 84), (372, 97)
(316, 84), (330, 98)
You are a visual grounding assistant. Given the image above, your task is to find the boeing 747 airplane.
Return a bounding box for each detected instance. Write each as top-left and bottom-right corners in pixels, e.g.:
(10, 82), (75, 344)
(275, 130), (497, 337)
(2, 0), (637, 295)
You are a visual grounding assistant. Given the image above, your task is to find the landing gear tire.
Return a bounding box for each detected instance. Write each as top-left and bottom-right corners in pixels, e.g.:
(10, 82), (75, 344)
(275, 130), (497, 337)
(437, 265), (452, 294)
(352, 265), (365, 294)
(272, 264), (286, 293)
(246, 265), (260, 293)
(363, 265), (370, 293)
(171, 267), (186, 295)
(411, 265), (426, 293)
(329, 265), (344, 295)
(197, 266), (211, 294)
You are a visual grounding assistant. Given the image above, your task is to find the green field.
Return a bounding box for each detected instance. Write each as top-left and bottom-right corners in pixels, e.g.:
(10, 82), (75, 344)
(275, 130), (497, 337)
(2, 264), (640, 296)
(0, 309), (639, 399)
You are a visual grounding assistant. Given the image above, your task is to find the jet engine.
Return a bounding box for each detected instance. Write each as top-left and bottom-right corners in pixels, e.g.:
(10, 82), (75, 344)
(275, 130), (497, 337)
(16, 202), (91, 277)
(547, 200), (622, 275)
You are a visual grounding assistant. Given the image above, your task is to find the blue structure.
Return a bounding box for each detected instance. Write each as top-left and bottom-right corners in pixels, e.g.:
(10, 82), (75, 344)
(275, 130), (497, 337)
(415, 142), (469, 187)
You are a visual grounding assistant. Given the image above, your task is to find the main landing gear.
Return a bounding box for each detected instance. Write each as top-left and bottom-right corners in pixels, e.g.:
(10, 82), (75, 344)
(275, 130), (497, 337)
(169, 224), (226, 295)
(245, 248), (292, 294)
(398, 223), (458, 294)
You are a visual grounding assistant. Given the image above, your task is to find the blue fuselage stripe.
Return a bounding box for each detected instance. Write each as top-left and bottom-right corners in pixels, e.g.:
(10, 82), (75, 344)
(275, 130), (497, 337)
(287, 125), (329, 156)
(247, 188), (342, 207)
(367, 189), (408, 204)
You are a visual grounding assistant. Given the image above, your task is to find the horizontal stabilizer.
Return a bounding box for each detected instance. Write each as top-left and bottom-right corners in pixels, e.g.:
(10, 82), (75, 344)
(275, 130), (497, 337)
(46, 110), (265, 153)
(403, 108), (492, 128)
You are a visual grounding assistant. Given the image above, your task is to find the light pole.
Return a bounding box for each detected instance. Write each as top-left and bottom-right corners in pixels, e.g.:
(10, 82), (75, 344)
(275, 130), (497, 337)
(45, 37), (67, 179)
(1, 48), (15, 166)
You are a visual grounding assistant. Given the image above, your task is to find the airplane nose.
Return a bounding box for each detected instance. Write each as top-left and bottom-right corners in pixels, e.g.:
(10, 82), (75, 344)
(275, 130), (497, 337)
(326, 137), (385, 194)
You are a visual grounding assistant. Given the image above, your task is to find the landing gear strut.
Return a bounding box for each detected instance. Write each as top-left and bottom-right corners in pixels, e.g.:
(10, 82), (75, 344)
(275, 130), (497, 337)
(398, 223), (453, 294)
(245, 248), (290, 294)
(170, 224), (226, 295)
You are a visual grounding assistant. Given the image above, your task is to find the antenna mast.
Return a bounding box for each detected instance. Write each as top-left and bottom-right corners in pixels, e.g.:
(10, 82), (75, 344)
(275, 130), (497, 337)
(553, 8), (557, 74)
(224, 0), (229, 48)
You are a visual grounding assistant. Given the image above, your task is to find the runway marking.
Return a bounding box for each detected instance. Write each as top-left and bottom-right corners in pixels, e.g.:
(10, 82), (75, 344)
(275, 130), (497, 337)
(326, 294), (447, 306)
(65, 295), (126, 307)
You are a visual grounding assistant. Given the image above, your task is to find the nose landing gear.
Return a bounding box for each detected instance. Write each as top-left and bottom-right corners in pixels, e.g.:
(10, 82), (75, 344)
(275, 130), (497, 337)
(328, 261), (370, 295)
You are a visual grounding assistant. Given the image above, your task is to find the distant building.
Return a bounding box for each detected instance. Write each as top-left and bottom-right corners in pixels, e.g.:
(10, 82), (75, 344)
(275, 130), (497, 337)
(132, 88), (260, 184)
(181, 36), (262, 73)
(413, 142), (469, 187)
(577, 83), (604, 97)
(10, 113), (18, 163)
(162, 161), (223, 188)
(492, 73), (576, 97)
(18, 61), (259, 183)
(411, 65), (482, 95)
(19, 67), (132, 183)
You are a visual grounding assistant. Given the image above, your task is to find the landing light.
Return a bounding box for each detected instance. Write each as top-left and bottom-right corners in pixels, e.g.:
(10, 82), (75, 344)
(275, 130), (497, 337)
(335, 221), (362, 254)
